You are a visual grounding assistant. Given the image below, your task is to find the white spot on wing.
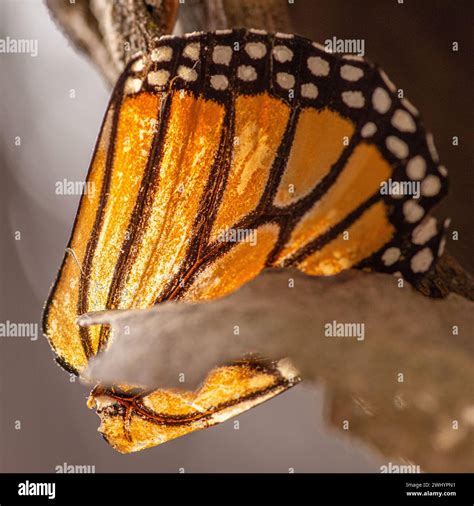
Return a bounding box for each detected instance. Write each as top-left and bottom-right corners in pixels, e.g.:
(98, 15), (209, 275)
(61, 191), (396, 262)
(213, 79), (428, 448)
(401, 98), (419, 116)
(301, 83), (318, 99)
(372, 87), (391, 114)
(421, 175), (442, 197)
(147, 70), (170, 86)
(342, 91), (365, 108)
(237, 65), (257, 82)
(438, 165), (448, 177)
(276, 72), (295, 90)
(249, 28), (267, 35)
(342, 54), (364, 62)
(403, 200), (424, 223)
(412, 217), (438, 245)
(177, 65), (198, 82)
(183, 42), (200, 61)
(382, 247), (401, 266)
(391, 109), (416, 133)
(210, 74), (229, 90)
(151, 46), (173, 62)
(426, 133), (439, 163)
(184, 31), (204, 38)
(276, 32), (294, 39)
(438, 237), (447, 257)
(340, 65), (364, 82)
(307, 56), (330, 76)
(361, 122), (377, 138)
(124, 77), (142, 95)
(410, 248), (434, 273)
(380, 69), (397, 93)
(406, 156), (426, 180)
(273, 45), (293, 63)
(386, 136), (409, 159)
(212, 45), (233, 65)
(245, 42), (267, 59)
(131, 58), (145, 72)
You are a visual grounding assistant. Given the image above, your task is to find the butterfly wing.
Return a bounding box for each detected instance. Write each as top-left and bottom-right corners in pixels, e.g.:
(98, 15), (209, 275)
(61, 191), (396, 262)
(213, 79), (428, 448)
(43, 29), (448, 453)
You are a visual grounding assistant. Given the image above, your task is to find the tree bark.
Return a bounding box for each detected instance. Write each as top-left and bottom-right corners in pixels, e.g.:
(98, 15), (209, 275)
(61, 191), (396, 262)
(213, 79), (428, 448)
(178, 0), (293, 33)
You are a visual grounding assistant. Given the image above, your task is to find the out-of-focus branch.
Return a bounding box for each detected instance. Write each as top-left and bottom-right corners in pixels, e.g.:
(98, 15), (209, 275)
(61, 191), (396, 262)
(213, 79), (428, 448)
(80, 269), (474, 390)
(45, 0), (119, 84)
(91, 0), (179, 73)
(45, 0), (179, 84)
(177, 0), (293, 33)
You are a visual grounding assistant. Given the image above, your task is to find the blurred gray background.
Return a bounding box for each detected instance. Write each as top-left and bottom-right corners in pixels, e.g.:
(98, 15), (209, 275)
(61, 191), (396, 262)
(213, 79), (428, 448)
(0, 0), (472, 472)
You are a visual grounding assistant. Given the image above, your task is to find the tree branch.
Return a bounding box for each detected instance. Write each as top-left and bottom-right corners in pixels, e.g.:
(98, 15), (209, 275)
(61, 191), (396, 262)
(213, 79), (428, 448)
(45, 0), (179, 84)
(45, 0), (119, 84)
(178, 0), (293, 33)
(80, 269), (474, 390)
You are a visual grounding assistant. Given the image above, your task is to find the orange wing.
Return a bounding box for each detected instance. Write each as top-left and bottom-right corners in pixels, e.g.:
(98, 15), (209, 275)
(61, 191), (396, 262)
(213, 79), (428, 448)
(43, 29), (448, 452)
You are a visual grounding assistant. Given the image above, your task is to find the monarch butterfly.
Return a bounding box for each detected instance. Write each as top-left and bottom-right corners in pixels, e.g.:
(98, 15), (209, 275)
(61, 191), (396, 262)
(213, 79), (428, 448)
(43, 28), (448, 453)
